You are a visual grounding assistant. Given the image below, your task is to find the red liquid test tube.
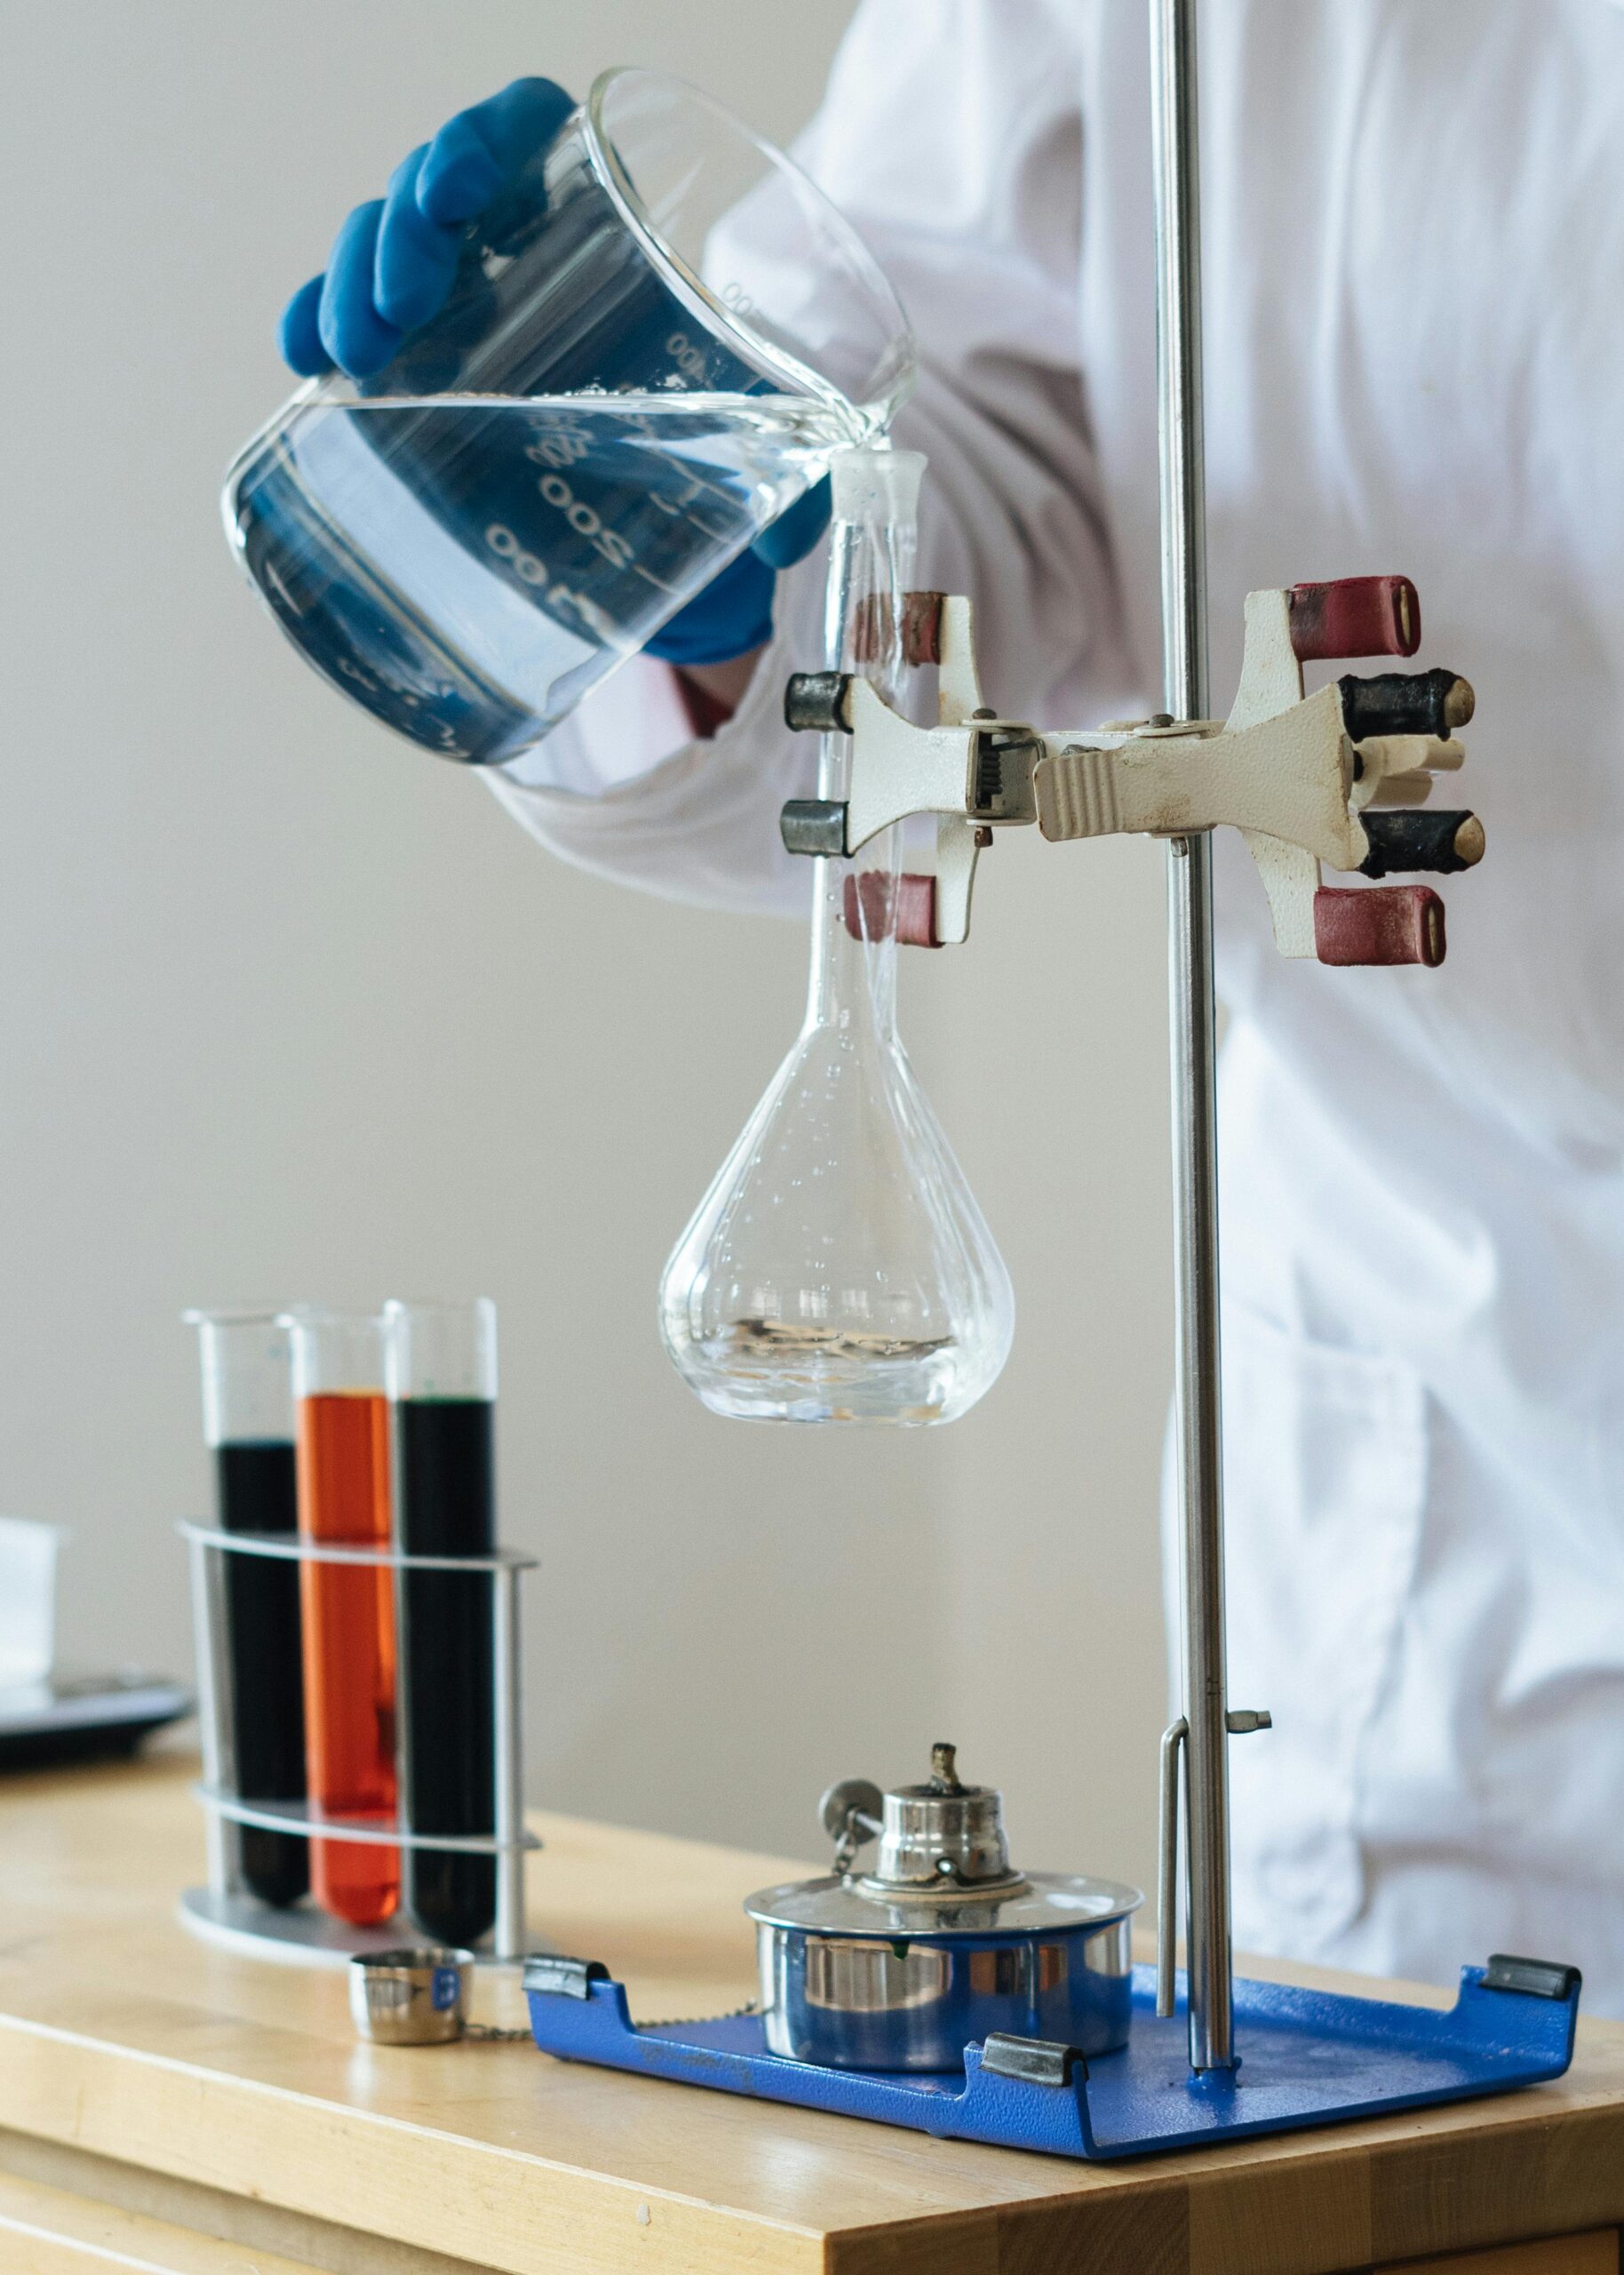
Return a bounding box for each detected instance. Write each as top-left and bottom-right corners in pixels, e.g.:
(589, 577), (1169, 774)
(285, 1312), (399, 1926)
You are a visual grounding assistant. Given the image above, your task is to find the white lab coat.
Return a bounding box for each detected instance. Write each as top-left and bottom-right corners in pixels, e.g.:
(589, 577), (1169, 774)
(495, 1), (1624, 2008)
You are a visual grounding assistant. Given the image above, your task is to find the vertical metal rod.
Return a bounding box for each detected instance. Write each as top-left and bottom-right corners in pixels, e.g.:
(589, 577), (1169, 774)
(1149, 0), (1235, 2071)
(491, 1561), (527, 1962)
(187, 1533), (232, 1897)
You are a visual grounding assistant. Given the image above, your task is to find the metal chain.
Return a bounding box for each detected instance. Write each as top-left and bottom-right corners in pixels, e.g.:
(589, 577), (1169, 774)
(642, 2000), (757, 2029)
(462, 2000), (759, 2042)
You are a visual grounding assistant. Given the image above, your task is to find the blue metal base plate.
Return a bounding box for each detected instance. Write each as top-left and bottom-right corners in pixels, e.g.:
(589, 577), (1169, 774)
(526, 1962), (1579, 2160)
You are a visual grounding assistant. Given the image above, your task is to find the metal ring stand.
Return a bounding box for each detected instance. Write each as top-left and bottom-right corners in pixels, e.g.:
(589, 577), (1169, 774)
(523, 0), (1584, 2154)
(1149, 0), (1235, 2079)
(178, 1521), (538, 1969)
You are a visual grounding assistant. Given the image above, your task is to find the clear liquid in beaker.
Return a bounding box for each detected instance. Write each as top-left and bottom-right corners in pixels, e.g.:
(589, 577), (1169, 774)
(224, 390), (855, 766)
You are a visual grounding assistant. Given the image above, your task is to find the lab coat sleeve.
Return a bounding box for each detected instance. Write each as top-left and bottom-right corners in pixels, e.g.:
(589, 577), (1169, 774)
(490, 0), (1118, 915)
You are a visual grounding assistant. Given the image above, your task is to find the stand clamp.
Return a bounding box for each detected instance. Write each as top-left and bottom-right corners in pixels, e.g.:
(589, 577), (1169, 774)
(780, 575), (1480, 965)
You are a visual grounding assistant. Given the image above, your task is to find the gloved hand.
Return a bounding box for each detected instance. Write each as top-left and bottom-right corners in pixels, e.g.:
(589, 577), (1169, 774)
(279, 77), (830, 671)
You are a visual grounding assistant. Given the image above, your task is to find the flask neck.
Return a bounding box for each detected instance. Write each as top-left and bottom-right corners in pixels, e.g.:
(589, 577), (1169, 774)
(803, 846), (900, 1038)
(801, 467), (915, 1040)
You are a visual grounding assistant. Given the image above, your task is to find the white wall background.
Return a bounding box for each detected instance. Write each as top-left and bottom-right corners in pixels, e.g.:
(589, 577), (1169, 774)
(0, 1), (1172, 1895)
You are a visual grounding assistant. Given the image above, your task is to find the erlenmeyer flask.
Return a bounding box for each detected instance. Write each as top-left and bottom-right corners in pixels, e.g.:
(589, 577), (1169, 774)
(659, 448), (1015, 1423)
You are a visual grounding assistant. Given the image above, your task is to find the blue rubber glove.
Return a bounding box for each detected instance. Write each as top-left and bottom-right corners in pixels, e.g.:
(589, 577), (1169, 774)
(279, 77), (830, 670)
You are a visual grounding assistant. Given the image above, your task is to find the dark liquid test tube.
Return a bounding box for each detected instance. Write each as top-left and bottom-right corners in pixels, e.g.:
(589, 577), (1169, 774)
(386, 1300), (498, 1947)
(187, 1312), (308, 1907)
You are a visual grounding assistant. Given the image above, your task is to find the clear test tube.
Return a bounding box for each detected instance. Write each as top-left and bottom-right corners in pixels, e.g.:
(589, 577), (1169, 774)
(385, 1299), (498, 1947)
(283, 1310), (399, 1927)
(184, 1308), (308, 1908)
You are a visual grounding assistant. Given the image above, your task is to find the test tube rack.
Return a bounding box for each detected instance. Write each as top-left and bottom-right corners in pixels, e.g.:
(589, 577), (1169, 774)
(179, 1523), (537, 1968)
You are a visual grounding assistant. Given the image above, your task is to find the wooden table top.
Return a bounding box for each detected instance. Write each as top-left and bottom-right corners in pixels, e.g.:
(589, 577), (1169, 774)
(0, 1753), (1620, 2275)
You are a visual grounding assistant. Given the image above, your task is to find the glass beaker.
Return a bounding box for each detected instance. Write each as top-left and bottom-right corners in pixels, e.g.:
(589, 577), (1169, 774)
(659, 448), (1015, 1423)
(384, 1298), (498, 1950)
(283, 1310), (399, 1928)
(223, 68), (913, 767)
(184, 1306), (308, 1908)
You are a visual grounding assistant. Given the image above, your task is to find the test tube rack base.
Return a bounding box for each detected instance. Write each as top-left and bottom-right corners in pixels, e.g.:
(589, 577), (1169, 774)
(178, 1886), (457, 1969)
(524, 1959), (1580, 2161)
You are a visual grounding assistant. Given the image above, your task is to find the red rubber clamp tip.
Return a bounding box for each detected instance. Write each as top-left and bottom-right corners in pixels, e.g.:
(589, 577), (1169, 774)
(1289, 576), (1421, 662)
(843, 871), (939, 948)
(1314, 885), (1446, 968)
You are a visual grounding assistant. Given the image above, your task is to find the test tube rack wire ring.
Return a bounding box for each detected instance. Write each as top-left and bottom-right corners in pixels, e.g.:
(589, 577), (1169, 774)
(179, 1521), (538, 1970)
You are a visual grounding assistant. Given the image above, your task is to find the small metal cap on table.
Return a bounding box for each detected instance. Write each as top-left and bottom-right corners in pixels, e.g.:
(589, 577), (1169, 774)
(350, 1944), (475, 2044)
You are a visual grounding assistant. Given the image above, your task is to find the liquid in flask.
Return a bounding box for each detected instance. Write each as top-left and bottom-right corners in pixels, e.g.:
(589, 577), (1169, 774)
(659, 447), (1015, 1423)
